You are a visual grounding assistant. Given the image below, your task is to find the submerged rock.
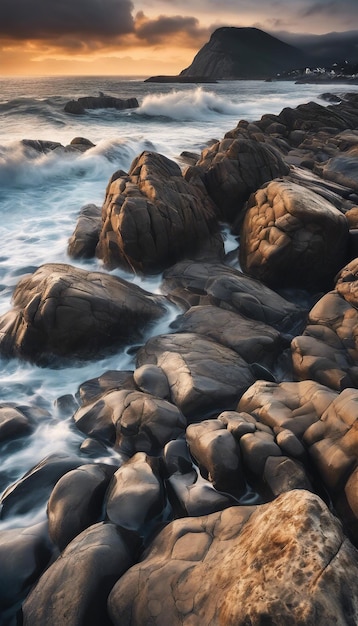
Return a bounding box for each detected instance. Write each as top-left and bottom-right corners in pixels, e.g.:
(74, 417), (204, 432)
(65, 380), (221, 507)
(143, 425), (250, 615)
(64, 95), (139, 115)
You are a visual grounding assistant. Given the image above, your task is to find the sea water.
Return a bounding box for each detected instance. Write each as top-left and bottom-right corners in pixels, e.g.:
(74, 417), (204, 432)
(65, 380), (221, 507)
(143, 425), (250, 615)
(0, 75), (357, 528)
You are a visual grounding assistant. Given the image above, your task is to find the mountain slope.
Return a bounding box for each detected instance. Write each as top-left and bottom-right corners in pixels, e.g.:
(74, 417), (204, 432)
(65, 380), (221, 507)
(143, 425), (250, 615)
(180, 27), (308, 79)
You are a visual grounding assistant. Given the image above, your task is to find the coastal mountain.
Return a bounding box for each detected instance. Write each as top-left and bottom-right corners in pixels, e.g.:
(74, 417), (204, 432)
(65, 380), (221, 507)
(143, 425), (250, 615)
(180, 27), (308, 80)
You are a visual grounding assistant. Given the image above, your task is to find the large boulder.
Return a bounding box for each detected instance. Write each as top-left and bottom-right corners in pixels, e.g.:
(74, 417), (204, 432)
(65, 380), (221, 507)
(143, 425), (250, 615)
(184, 136), (289, 221)
(108, 490), (358, 625)
(22, 522), (135, 626)
(136, 333), (255, 420)
(240, 179), (349, 291)
(96, 151), (223, 272)
(0, 263), (166, 365)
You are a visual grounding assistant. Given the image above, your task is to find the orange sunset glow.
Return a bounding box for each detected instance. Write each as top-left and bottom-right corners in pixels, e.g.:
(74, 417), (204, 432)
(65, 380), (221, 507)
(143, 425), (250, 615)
(1, 0), (358, 76)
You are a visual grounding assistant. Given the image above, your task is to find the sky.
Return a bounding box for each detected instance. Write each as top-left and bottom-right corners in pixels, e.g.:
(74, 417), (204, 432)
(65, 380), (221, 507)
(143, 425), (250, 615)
(0, 0), (358, 76)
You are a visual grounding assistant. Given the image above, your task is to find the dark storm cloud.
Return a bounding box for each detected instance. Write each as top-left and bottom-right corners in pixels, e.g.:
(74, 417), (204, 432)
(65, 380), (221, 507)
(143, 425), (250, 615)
(135, 12), (210, 44)
(0, 0), (134, 39)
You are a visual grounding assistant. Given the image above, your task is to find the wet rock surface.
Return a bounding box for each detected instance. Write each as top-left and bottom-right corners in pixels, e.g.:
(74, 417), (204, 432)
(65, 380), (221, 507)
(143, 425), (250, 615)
(0, 263), (166, 364)
(96, 151), (223, 272)
(2, 92), (358, 623)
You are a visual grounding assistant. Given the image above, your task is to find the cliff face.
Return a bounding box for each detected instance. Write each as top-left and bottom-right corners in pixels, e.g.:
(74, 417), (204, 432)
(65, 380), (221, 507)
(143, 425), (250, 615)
(180, 27), (308, 79)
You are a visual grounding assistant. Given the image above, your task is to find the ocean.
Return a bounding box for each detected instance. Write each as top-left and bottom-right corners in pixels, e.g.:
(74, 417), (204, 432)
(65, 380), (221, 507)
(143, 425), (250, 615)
(0, 75), (357, 529)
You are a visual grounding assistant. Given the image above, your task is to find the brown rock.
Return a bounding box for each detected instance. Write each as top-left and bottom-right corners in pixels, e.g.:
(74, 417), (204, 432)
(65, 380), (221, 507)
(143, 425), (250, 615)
(184, 136), (289, 221)
(96, 151), (223, 272)
(108, 490), (358, 625)
(0, 263), (166, 364)
(240, 179), (349, 291)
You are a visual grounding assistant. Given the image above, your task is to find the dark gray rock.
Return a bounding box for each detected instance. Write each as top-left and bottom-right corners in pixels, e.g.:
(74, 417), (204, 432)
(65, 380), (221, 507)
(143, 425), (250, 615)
(67, 204), (102, 259)
(64, 95), (139, 115)
(0, 454), (82, 519)
(0, 522), (51, 611)
(22, 522), (135, 626)
(48, 464), (116, 551)
(74, 389), (186, 455)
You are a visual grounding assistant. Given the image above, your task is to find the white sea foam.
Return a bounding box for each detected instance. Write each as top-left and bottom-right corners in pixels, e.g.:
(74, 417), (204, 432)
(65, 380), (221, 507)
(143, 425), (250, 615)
(138, 87), (245, 121)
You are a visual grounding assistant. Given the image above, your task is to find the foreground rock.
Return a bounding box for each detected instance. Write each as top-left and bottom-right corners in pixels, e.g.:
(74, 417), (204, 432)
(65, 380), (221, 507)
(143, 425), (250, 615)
(240, 179), (349, 291)
(108, 490), (358, 625)
(0, 263), (166, 365)
(96, 151), (223, 272)
(23, 522), (135, 626)
(64, 95), (139, 115)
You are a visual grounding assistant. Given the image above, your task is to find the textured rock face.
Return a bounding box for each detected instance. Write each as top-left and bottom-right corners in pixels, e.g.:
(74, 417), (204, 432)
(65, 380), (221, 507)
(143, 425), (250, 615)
(136, 332), (255, 420)
(240, 179), (349, 291)
(108, 490), (358, 625)
(0, 263), (166, 364)
(291, 259), (358, 390)
(185, 136), (289, 221)
(162, 260), (306, 336)
(74, 388), (186, 454)
(180, 27), (307, 79)
(96, 151), (223, 272)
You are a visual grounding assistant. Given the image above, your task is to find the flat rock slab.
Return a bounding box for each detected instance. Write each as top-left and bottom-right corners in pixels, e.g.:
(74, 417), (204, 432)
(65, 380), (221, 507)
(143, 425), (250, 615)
(162, 260), (306, 336)
(0, 263), (166, 365)
(108, 490), (358, 625)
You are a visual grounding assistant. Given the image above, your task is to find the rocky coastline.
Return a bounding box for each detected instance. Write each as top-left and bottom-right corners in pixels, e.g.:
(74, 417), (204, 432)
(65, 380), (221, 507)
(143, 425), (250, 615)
(1, 92), (358, 624)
